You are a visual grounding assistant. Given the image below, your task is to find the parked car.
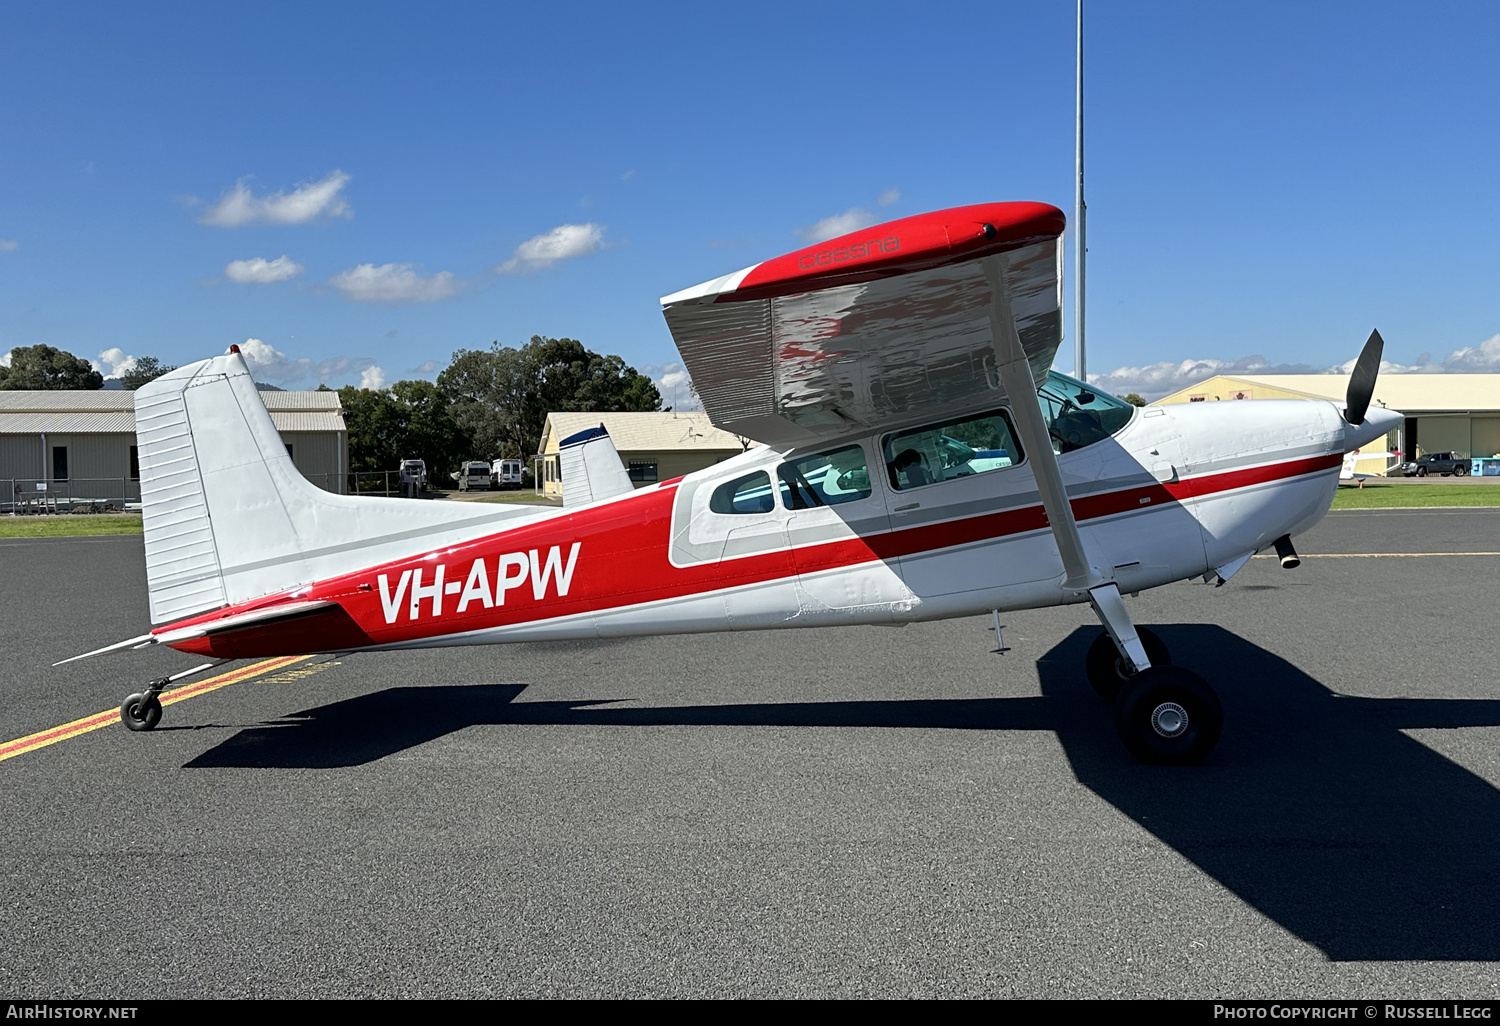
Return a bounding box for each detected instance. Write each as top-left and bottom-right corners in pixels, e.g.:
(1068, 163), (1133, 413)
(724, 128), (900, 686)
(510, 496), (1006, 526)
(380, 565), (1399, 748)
(491, 458), (525, 490)
(452, 460), (492, 491)
(398, 459), (428, 492)
(1415, 452), (1469, 477)
(1387, 460), (1421, 477)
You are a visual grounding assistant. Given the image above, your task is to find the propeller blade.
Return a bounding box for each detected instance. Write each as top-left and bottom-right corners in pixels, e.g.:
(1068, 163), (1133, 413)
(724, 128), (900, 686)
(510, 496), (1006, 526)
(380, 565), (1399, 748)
(1345, 329), (1384, 426)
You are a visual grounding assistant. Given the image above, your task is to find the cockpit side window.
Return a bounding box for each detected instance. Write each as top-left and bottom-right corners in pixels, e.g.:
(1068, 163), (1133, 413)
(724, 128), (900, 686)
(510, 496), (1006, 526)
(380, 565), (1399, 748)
(883, 410), (1024, 491)
(776, 445), (873, 510)
(708, 471), (775, 514)
(1037, 370), (1136, 454)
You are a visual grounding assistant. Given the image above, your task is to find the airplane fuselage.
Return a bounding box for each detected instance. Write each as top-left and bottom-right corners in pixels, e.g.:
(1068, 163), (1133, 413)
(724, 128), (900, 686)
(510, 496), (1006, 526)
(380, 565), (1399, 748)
(161, 395), (1394, 660)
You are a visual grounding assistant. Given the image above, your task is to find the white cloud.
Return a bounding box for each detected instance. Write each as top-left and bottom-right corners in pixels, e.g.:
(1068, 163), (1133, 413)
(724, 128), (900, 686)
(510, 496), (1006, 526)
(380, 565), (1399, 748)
(0, 238), (17, 251)
(238, 337), (382, 389)
(877, 187), (901, 207)
(93, 347), (138, 380)
(328, 263), (459, 304)
(225, 254), (304, 284)
(796, 207), (875, 243)
(1432, 333), (1500, 372)
(497, 223), (605, 274)
(199, 170), (352, 227)
(359, 365), (388, 390)
(0, 350), (11, 368)
(643, 361), (702, 412)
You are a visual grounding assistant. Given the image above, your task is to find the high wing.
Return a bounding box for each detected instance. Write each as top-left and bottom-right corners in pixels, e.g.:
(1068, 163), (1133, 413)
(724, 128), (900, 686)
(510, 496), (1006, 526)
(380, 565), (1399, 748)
(660, 202), (1065, 447)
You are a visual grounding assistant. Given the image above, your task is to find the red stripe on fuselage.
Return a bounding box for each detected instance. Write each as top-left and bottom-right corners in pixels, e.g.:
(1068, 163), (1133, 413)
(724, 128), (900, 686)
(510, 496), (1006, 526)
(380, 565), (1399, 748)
(158, 452), (1341, 651)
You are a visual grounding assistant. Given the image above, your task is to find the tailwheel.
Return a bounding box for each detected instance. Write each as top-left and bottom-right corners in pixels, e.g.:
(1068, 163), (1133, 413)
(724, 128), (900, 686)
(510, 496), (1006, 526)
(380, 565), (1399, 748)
(120, 692), (163, 732)
(1114, 665), (1222, 765)
(1085, 627), (1171, 702)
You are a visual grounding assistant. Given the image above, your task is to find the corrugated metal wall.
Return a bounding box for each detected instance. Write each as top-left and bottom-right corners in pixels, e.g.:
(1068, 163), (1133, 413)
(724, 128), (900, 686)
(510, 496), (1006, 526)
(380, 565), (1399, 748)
(2, 429), (347, 500)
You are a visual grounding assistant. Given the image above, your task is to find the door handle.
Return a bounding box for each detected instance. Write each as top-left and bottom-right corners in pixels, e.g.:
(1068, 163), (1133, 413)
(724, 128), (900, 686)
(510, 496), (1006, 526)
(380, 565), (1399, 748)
(894, 502), (920, 511)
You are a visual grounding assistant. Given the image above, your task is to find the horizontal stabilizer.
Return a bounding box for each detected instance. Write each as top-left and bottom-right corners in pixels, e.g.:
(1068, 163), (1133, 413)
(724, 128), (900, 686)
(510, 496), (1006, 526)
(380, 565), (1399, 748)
(560, 424), (635, 507)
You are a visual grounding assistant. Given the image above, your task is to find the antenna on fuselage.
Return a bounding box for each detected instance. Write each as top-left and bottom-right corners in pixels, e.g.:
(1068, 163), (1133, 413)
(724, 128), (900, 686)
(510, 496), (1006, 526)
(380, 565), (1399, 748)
(1074, 0), (1087, 383)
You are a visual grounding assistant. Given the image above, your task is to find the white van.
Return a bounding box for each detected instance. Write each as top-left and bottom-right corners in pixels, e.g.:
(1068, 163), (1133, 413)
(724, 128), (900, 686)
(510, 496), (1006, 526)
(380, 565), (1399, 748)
(452, 460), (492, 491)
(492, 458), (524, 490)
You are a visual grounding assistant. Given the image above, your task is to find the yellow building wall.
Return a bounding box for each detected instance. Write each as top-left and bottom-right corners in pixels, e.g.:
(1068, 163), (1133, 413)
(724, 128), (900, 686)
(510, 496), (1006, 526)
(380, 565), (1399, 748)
(1154, 376), (1318, 405)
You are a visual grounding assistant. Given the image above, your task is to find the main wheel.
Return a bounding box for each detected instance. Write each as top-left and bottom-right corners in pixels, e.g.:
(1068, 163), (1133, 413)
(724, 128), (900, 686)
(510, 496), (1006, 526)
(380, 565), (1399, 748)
(1418, 466), (1428, 477)
(1456, 464), (1469, 476)
(120, 693), (162, 732)
(1085, 627), (1172, 702)
(1114, 666), (1222, 765)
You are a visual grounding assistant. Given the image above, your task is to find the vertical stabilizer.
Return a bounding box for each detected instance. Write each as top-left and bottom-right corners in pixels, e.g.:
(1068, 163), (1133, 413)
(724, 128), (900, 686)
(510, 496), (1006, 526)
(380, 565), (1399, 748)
(134, 350), (553, 624)
(559, 425), (635, 507)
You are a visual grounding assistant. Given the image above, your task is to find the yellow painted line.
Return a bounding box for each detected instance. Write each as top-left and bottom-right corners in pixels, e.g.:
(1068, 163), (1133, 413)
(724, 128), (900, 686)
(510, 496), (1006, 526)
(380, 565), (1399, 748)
(1253, 552), (1500, 559)
(0, 654), (313, 764)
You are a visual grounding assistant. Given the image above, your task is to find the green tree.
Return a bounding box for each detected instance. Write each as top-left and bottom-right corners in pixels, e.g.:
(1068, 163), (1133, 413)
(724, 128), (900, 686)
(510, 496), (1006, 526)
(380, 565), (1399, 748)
(0, 344), (103, 390)
(338, 380), (471, 481)
(1119, 393), (1147, 407)
(438, 335), (661, 459)
(120, 356), (177, 390)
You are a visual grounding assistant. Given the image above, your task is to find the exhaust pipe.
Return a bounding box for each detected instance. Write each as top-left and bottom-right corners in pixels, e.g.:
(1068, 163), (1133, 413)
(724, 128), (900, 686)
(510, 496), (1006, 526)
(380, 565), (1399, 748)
(1274, 535), (1300, 569)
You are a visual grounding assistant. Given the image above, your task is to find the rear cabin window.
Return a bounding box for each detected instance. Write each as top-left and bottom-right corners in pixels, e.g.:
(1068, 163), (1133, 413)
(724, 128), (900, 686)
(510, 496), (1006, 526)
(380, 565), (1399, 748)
(709, 471), (774, 514)
(777, 445), (872, 509)
(884, 411), (1023, 491)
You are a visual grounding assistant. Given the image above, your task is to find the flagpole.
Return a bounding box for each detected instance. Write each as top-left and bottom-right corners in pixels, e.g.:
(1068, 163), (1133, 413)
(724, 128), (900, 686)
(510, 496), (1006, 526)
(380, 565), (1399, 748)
(1074, 0), (1087, 383)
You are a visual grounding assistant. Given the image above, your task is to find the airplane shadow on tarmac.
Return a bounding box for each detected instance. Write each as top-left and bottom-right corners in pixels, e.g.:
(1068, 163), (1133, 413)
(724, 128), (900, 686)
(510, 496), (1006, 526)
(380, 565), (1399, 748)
(188, 624), (1500, 962)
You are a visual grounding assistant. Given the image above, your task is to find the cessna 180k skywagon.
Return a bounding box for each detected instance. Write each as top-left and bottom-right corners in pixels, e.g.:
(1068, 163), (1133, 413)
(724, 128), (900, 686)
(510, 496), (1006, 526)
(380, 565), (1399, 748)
(62, 201), (1400, 764)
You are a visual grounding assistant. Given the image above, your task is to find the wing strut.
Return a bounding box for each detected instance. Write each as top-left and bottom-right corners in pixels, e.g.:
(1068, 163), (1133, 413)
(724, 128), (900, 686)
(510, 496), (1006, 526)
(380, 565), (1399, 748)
(983, 255), (1152, 673)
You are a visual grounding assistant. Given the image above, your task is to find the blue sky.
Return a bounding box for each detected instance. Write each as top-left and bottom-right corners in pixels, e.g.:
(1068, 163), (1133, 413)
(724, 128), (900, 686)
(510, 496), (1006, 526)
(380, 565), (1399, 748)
(1, 1), (1496, 400)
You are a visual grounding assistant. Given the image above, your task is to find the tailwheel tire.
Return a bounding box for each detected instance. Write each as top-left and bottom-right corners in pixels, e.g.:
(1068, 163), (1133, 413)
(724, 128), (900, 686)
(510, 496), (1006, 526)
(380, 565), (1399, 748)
(121, 693), (162, 732)
(1114, 666), (1222, 765)
(1085, 627), (1171, 702)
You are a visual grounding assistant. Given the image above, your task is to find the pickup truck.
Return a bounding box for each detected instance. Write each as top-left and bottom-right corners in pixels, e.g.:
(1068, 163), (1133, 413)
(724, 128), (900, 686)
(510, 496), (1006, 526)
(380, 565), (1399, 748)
(1410, 453), (1470, 477)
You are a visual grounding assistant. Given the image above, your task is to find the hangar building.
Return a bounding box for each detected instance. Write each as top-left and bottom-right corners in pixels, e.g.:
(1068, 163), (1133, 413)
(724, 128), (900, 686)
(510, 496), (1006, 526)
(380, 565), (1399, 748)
(536, 411), (748, 500)
(1154, 374), (1500, 475)
(0, 389), (349, 507)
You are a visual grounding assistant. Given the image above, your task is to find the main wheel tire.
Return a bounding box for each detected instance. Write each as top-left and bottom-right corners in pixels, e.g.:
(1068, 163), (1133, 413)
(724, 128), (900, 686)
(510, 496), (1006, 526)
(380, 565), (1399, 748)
(1114, 666), (1222, 765)
(121, 693), (162, 732)
(1085, 627), (1172, 702)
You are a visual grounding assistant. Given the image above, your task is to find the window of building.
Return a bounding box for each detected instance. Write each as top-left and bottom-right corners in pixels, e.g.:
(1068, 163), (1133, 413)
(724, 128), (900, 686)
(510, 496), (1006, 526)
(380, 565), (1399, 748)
(628, 461), (658, 483)
(777, 445), (872, 509)
(129, 445), (139, 481)
(884, 411), (1023, 491)
(51, 446), (68, 482)
(709, 471), (774, 514)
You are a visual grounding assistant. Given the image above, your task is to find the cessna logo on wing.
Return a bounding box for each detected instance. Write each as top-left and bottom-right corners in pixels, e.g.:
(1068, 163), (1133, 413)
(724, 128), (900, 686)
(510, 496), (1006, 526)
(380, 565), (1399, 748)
(376, 543), (582, 624)
(797, 236), (899, 270)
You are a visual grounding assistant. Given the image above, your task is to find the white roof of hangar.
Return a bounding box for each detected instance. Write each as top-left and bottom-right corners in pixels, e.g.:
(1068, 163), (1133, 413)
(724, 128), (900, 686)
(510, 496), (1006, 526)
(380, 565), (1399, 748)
(0, 390), (346, 433)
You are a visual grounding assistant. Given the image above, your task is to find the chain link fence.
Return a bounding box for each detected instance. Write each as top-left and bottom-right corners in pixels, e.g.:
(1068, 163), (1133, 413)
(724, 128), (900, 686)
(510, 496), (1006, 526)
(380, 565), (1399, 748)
(2, 470), (467, 513)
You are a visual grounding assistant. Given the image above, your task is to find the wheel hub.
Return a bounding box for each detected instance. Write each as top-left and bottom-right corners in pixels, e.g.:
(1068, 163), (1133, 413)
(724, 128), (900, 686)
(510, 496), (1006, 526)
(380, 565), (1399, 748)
(1151, 701), (1189, 738)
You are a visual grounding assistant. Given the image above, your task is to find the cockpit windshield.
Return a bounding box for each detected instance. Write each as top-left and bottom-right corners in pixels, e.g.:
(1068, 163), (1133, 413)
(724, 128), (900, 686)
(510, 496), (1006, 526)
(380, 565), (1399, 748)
(1037, 370), (1136, 453)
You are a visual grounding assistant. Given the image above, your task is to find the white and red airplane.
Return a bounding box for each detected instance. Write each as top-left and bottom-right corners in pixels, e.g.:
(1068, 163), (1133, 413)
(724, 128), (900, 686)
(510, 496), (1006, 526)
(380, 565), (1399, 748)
(62, 201), (1401, 764)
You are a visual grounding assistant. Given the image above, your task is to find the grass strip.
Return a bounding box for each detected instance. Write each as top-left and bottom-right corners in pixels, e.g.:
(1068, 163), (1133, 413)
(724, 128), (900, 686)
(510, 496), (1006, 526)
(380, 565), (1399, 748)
(0, 515), (143, 538)
(1332, 484), (1500, 509)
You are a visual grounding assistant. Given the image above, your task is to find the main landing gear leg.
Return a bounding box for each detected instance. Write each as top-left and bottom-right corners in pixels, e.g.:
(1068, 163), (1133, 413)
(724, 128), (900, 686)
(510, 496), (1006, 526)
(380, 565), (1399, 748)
(1087, 583), (1222, 764)
(120, 661), (220, 732)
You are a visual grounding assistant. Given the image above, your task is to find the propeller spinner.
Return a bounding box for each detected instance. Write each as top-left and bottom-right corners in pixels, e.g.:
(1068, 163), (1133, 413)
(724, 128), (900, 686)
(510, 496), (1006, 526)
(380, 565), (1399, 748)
(1345, 329), (1384, 426)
